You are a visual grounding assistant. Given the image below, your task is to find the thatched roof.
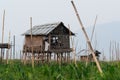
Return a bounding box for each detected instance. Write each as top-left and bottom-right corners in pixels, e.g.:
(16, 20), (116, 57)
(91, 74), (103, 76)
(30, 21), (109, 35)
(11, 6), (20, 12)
(23, 22), (75, 36)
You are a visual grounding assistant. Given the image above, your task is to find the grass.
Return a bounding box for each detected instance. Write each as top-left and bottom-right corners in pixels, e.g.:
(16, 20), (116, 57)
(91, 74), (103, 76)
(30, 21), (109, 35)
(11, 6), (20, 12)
(0, 60), (120, 80)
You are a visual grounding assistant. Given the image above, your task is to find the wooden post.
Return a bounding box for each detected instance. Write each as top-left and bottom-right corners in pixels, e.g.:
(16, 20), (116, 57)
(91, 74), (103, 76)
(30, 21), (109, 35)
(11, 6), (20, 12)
(68, 25), (76, 65)
(6, 31), (10, 64)
(109, 41), (111, 61)
(10, 41), (12, 61)
(24, 52), (27, 65)
(30, 17), (34, 68)
(112, 42), (114, 61)
(1, 10), (5, 62)
(116, 42), (119, 61)
(47, 53), (49, 63)
(13, 35), (15, 59)
(71, 1), (103, 74)
(115, 41), (117, 61)
(20, 50), (23, 62)
(117, 43), (119, 61)
(48, 34), (51, 50)
(61, 53), (62, 64)
(64, 53), (66, 63)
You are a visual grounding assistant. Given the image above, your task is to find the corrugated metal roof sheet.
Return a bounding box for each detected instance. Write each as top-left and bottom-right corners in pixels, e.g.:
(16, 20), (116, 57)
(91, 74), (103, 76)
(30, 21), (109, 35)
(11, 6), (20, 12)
(23, 22), (61, 35)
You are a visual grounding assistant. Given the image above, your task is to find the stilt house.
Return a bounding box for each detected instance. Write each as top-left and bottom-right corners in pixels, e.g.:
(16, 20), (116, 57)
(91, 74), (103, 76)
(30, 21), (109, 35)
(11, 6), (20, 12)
(80, 50), (101, 62)
(22, 22), (75, 63)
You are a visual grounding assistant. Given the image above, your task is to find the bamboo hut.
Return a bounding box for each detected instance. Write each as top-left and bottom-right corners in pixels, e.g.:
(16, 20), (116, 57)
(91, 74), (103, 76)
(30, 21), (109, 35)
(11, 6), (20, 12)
(22, 22), (75, 63)
(80, 50), (101, 62)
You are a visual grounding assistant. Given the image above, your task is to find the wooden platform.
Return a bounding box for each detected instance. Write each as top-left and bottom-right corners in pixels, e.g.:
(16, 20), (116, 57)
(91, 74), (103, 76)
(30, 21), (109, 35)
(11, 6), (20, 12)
(0, 43), (11, 49)
(23, 48), (73, 53)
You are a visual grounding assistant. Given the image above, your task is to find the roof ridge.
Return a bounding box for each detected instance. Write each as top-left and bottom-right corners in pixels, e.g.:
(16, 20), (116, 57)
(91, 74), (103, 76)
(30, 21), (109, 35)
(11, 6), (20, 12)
(33, 21), (62, 27)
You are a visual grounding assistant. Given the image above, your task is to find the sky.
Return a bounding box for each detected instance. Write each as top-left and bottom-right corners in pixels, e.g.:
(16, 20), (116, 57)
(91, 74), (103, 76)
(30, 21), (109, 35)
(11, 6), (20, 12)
(0, 0), (120, 59)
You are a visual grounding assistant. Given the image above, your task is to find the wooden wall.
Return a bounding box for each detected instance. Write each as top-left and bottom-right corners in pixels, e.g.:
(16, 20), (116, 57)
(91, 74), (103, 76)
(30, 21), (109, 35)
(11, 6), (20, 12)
(25, 35), (43, 47)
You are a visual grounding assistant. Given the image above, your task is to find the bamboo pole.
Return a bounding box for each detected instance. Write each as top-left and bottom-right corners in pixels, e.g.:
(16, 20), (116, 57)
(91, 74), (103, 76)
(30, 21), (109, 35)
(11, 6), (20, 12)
(13, 35), (15, 59)
(85, 15), (97, 65)
(112, 42), (114, 61)
(1, 10), (5, 61)
(71, 1), (103, 74)
(116, 42), (119, 61)
(117, 42), (119, 61)
(115, 41), (117, 61)
(109, 41), (111, 61)
(68, 25), (76, 64)
(102, 50), (105, 61)
(6, 31), (10, 64)
(91, 15), (97, 42)
(10, 41), (12, 60)
(30, 17), (34, 68)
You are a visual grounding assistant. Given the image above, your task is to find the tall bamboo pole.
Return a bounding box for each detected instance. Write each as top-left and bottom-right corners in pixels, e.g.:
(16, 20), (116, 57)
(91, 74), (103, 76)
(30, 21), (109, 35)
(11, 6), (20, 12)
(6, 31), (10, 64)
(115, 41), (117, 61)
(117, 42), (119, 61)
(112, 42), (114, 61)
(116, 42), (119, 61)
(91, 15), (97, 42)
(13, 35), (15, 59)
(30, 17), (34, 68)
(85, 16), (98, 66)
(109, 41), (112, 61)
(10, 41), (12, 61)
(1, 10), (5, 61)
(68, 25), (76, 65)
(71, 1), (103, 74)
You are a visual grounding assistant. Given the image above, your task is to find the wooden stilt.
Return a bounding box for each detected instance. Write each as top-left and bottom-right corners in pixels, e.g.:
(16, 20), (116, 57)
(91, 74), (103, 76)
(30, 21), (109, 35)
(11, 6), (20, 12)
(20, 50), (23, 62)
(54, 53), (56, 61)
(58, 53), (60, 64)
(50, 53), (51, 62)
(47, 53), (48, 63)
(57, 53), (58, 63)
(6, 50), (9, 64)
(61, 53), (62, 63)
(10, 42), (12, 61)
(42, 52), (44, 63)
(64, 53), (66, 63)
(66, 54), (69, 63)
(24, 52), (27, 65)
